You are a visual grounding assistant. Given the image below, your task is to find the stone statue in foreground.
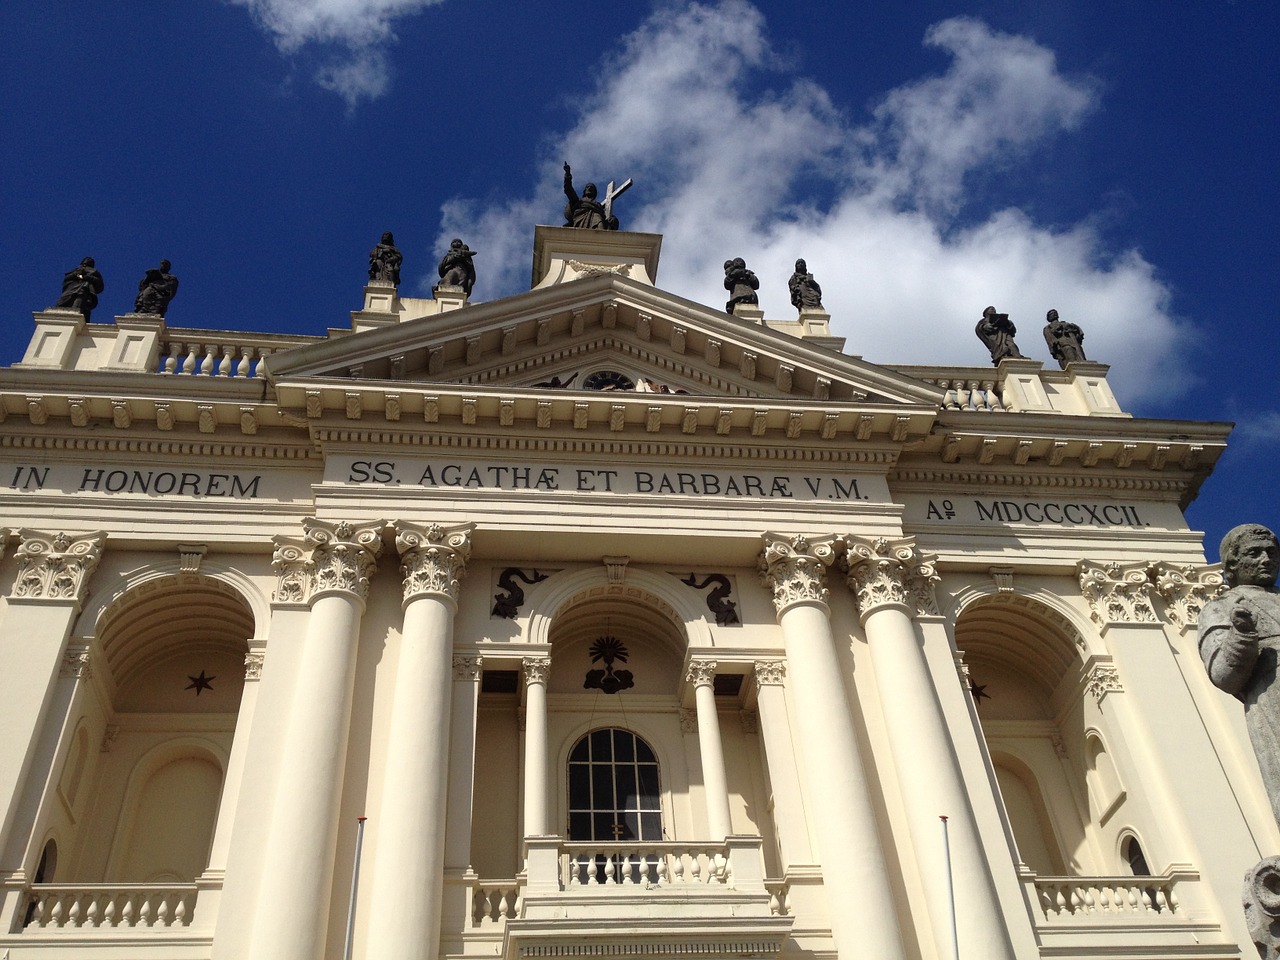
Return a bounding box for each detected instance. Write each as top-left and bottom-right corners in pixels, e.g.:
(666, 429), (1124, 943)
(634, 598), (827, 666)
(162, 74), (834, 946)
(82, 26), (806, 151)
(134, 260), (179, 317)
(1199, 524), (1280, 958)
(436, 238), (477, 296)
(724, 258), (759, 314)
(369, 232), (402, 285)
(1043, 308), (1087, 368)
(788, 259), (824, 311)
(1200, 524), (1280, 823)
(52, 257), (104, 320)
(563, 162), (629, 230)
(975, 306), (1024, 364)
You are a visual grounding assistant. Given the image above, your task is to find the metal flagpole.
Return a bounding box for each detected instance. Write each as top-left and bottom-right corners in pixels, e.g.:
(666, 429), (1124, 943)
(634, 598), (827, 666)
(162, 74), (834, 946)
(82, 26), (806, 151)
(343, 816), (368, 960)
(940, 815), (959, 960)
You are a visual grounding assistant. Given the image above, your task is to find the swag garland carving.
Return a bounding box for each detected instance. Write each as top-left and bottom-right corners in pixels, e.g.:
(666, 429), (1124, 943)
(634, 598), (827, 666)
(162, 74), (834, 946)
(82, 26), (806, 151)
(12, 530), (106, 604)
(395, 521), (474, 606)
(843, 536), (939, 620)
(758, 533), (839, 614)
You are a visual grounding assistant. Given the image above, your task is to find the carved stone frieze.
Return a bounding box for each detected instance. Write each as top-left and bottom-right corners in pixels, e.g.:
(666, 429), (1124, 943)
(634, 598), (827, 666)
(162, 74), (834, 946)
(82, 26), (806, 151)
(523, 655), (551, 686)
(1084, 660), (1124, 704)
(394, 521), (473, 606)
(11, 530), (106, 605)
(843, 536), (939, 620)
(1078, 560), (1158, 626)
(753, 659), (786, 688)
(1153, 561), (1226, 629)
(758, 533), (838, 615)
(453, 655), (484, 682)
(686, 659), (718, 687)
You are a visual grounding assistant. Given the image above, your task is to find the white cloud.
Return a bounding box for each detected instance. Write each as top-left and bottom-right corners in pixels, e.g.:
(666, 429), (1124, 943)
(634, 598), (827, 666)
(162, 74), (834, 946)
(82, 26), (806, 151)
(436, 1), (1192, 404)
(230, 0), (444, 106)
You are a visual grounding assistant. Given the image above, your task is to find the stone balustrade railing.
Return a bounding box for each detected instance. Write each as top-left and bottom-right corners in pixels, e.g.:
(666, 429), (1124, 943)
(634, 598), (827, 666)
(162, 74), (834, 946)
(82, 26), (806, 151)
(22, 883), (197, 929)
(471, 881), (520, 927)
(158, 331), (321, 378)
(1032, 875), (1180, 920)
(562, 841), (729, 887)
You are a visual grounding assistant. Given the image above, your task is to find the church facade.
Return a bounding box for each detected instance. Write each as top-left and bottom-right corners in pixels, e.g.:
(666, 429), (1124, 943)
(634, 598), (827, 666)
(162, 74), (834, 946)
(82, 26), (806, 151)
(0, 225), (1267, 960)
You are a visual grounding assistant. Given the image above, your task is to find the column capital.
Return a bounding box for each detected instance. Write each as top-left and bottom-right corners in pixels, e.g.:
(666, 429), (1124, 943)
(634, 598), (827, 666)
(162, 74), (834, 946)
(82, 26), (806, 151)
(11, 529), (106, 606)
(453, 655), (483, 681)
(843, 536), (939, 621)
(758, 533), (839, 615)
(686, 658), (718, 687)
(1077, 559), (1159, 627)
(1152, 561), (1225, 630)
(753, 659), (786, 689)
(523, 655), (551, 686)
(394, 521), (474, 608)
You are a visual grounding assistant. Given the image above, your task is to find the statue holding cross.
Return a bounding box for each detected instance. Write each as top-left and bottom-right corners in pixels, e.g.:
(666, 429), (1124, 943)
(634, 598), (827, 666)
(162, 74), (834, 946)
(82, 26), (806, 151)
(563, 162), (631, 231)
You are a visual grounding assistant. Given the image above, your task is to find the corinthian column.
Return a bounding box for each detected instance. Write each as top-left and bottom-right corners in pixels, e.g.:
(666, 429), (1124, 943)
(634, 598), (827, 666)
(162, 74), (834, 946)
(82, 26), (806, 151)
(844, 536), (1015, 960)
(247, 519), (383, 960)
(0, 531), (105, 881)
(758, 533), (906, 960)
(522, 655), (552, 837)
(364, 522), (473, 960)
(686, 658), (733, 839)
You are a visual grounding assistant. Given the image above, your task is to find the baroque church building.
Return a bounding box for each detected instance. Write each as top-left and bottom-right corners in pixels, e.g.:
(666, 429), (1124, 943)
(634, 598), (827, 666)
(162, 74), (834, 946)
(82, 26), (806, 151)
(0, 224), (1268, 960)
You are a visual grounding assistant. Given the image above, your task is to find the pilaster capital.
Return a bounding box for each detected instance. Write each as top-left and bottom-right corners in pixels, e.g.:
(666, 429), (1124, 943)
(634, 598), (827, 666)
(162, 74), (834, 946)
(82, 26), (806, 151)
(453, 655), (484, 681)
(753, 659), (786, 688)
(523, 655), (551, 686)
(1083, 657), (1124, 704)
(394, 521), (474, 607)
(60, 645), (93, 680)
(1078, 560), (1158, 627)
(1152, 561), (1226, 630)
(686, 659), (718, 688)
(758, 533), (839, 615)
(11, 529), (106, 606)
(842, 536), (939, 621)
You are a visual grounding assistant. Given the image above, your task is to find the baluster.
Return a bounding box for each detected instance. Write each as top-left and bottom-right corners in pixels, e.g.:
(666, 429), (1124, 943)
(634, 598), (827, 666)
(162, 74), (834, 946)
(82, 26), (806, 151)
(180, 343), (197, 375)
(237, 347), (254, 378)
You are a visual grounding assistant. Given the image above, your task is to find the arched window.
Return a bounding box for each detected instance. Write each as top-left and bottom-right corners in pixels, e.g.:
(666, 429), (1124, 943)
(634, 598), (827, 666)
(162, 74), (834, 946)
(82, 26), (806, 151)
(567, 728), (662, 842)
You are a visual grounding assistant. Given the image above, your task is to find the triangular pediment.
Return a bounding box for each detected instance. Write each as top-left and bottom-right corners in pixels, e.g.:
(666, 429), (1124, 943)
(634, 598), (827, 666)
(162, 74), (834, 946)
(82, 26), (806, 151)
(265, 272), (942, 409)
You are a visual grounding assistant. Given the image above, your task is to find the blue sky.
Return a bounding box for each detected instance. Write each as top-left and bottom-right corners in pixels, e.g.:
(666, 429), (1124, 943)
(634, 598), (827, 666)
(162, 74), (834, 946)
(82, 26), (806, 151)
(2, 0), (1276, 557)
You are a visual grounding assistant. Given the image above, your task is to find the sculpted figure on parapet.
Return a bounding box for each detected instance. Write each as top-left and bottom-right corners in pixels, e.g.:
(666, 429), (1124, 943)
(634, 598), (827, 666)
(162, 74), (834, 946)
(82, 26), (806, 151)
(975, 305), (1024, 364)
(52, 257), (104, 320)
(1043, 308), (1087, 367)
(134, 260), (179, 316)
(369, 231), (403, 285)
(788, 258), (824, 311)
(436, 238), (477, 295)
(723, 257), (759, 314)
(1199, 524), (1280, 824)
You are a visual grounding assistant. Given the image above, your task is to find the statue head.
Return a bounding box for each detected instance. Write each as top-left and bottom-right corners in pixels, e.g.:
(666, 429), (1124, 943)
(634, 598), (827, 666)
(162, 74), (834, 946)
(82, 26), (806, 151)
(381, 231), (395, 245)
(1046, 308), (1059, 322)
(1221, 524), (1280, 588)
(583, 183), (598, 199)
